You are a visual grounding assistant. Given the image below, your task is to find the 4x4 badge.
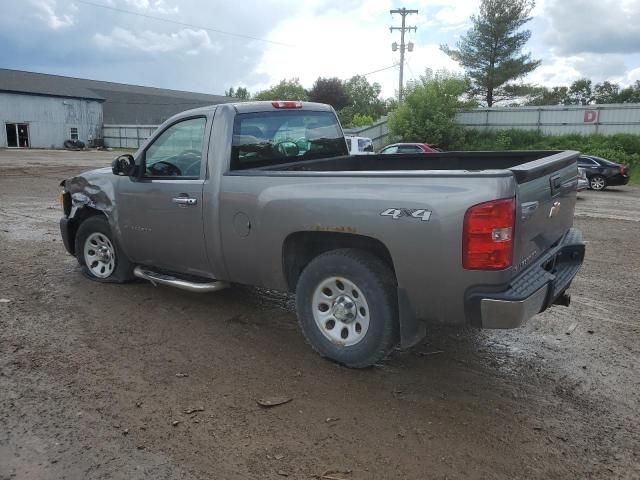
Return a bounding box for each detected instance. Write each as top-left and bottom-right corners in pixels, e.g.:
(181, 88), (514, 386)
(549, 201), (561, 218)
(380, 208), (431, 221)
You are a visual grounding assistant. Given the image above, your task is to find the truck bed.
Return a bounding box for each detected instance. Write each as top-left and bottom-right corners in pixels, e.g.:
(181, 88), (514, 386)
(241, 150), (577, 184)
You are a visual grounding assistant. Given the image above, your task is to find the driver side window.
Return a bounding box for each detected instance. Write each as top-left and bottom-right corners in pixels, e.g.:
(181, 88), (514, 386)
(145, 117), (206, 178)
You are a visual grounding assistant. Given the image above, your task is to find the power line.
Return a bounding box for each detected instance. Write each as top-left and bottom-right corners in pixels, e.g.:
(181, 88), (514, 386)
(390, 8), (418, 101)
(75, 0), (293, 47)
(361, 64), (399, 76)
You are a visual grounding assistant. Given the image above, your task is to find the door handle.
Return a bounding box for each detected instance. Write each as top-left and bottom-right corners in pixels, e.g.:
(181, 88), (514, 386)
(172, 196), (197, 206)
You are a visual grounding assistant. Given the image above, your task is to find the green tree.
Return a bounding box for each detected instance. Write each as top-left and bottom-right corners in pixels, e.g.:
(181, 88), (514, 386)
(337, 76), (388, 127)
(441, 0), (540, 106)
(344, 75), (386, 118)
(593, 81), (620, 104)
(224, 86), (251, 100)
(618, 81), (640, 103)
(387, 70), (472, 149)
(567, 79), (594, 105)
(308, 77), (350, 110)
(525, 85), (570, 105)
(350, 113), (375, 128)
(253, 78), (309, 101)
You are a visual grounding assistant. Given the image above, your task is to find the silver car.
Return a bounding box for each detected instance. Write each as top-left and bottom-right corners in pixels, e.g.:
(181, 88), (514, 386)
(577, 167), (589, 191)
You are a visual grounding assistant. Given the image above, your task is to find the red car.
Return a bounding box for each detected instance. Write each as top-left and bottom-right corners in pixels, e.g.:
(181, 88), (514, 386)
(379, 143), (441, 154)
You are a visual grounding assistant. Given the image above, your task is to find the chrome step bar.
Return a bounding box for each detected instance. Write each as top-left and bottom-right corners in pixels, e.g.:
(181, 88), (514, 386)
(133, 266), (230, 293)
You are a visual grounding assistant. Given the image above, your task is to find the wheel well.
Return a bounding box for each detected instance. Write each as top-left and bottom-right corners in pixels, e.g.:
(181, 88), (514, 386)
(282, 231), (395, 292)
(67, 207), (106, 254)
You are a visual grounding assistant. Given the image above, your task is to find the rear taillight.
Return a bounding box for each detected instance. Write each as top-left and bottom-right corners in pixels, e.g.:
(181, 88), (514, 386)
(271, 101), (303, 109)
(463, 198), (515, 270)
(620, 165), (626, 175)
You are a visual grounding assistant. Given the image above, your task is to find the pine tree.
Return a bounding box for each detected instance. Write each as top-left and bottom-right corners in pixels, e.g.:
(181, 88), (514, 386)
(441, 0), (540, 106)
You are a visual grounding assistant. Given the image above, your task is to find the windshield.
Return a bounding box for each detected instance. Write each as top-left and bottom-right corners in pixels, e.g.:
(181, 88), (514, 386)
(231, 110), (348, 170)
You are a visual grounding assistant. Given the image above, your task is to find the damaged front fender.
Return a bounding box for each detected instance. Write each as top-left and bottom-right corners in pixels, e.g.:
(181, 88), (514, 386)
(63, 168), (116, 214)
(59, 167), (119, 255)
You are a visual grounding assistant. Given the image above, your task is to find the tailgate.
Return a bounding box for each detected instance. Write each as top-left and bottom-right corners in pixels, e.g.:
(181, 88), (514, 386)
(511, 151), (579, 273)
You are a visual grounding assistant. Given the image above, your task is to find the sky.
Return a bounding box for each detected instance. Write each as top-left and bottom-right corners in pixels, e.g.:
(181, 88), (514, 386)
(1, 0), (640, 98)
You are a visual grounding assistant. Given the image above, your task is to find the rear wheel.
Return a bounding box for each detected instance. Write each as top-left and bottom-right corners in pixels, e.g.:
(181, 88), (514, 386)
(295, 249), (399, 368)
(589, 175), (607, 191)
(75, 216), (134, 283)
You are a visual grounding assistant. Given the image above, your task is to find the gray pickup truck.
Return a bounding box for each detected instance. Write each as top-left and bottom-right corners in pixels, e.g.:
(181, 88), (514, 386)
(59, 101), (585, 367)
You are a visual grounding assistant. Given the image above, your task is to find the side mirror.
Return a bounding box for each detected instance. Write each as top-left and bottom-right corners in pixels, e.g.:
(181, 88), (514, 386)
(111, 154), (136, 176)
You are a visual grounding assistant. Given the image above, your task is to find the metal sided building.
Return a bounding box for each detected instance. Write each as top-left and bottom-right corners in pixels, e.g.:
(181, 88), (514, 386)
(0, 69), (234, 149)
(0, 70), (104, 149)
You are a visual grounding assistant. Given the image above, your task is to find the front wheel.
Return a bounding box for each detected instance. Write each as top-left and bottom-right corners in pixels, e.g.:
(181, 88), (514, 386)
(589, 175), (607, 191)
(295, 249), (399, 368)
(75, 216), (134, 283)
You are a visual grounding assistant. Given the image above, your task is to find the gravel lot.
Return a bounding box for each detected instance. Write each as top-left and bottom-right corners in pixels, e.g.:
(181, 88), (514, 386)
(1, 149), (639, 479)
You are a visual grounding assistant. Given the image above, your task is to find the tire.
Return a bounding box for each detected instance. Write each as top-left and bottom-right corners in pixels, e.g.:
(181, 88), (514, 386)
(295, 249), (399, 368)
(589, 175), (607, 191)
(74, 215), (134, 283)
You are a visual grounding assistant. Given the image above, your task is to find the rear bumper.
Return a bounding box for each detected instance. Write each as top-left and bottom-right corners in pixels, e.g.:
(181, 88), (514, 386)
(609, 174), (630, 186)
(466, 228), (585, 329)
(577, 179), (589, 191)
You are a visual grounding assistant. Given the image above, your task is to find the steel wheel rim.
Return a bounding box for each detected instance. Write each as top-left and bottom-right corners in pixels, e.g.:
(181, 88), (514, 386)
(83, 232), (116, 278)
(311, 276), (370, 347)
(591, 177), (605, 190)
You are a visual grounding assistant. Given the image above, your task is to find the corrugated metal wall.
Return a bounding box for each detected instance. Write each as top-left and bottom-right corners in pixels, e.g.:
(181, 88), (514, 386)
(103, 125), (157, 149)
(105, 117), (393, 151)
(101, 103), (640, 151)
(456, 103), (640, 135)
(0, 92), (103, 148)
(343, 116), (389, 150)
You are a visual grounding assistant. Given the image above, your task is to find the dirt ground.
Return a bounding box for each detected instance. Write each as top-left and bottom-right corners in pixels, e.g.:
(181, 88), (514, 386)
(1, 149), (638, 480)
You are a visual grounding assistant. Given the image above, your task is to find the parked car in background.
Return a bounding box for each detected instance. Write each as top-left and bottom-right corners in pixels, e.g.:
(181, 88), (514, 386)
(577, 167), (589, 192)
(345, 136), (374, 155)
(577, 155), (630, 190)
(380, 143), (441, 154)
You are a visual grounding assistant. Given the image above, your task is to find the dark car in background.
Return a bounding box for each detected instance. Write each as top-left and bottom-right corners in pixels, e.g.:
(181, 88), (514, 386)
(577, 155), (630, 191)
(380, 143), (441, 154)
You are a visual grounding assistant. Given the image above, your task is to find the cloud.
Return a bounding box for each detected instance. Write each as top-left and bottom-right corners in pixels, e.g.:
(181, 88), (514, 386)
(430, 1), (477, 30)
(94, 27), (221, 56)
(2, 0), (640, 99)
(29, 0), (74, 29)
(544, 0), (640, 55)
(253, 1), (464, 97)
(527, 52), (633, 87)
(627, 67), (640, 84)
(122, 0), (179, 14)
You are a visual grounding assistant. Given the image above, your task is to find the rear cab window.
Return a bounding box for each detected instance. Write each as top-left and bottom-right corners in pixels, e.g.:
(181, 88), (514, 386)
(231, 110), (348, 170)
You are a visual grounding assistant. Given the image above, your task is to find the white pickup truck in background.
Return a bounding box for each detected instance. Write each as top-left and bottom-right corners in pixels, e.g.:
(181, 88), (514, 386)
(345, 135), (374, 155)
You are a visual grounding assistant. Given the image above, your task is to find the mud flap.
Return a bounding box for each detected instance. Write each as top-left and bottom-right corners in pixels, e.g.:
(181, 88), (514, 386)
(398, 287), (426, 349)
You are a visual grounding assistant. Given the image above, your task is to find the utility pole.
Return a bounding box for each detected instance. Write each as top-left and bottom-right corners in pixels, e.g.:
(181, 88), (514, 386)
(390, 7), (418, 102)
